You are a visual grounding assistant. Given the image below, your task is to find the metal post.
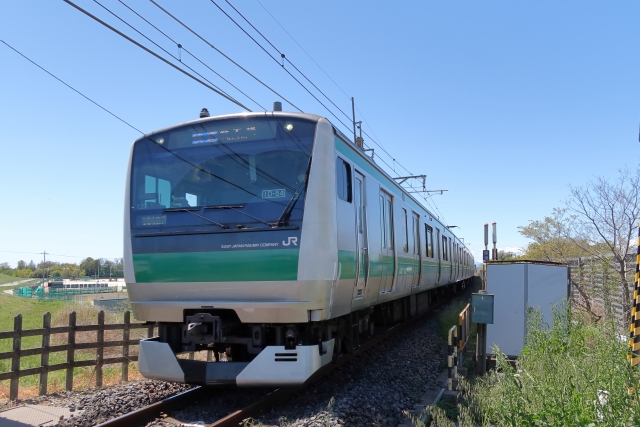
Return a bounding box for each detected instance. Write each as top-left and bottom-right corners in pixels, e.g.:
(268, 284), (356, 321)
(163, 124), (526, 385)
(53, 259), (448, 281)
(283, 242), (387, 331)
(492, 222), (497, 261)
(351, 97), (357, 145)
(477, 223), (490, 375)
(630, 220), (640, 366)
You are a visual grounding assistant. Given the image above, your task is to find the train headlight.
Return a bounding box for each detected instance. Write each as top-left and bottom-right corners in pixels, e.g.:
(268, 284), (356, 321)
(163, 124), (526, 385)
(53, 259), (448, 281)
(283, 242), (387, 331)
(284, 123), (294, 131)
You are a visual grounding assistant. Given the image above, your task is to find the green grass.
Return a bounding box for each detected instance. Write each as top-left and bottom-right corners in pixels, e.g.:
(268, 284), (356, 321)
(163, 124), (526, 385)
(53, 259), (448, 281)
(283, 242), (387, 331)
(0, 273), (23, 286)
(427, 302), (640, 427)
(0, 294), (147, 400)
(0, 293), (68, 332)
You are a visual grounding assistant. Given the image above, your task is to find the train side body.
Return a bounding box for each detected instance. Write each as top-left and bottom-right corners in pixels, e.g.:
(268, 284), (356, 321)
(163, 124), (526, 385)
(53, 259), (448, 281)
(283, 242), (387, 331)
(123, 112), (474, 385)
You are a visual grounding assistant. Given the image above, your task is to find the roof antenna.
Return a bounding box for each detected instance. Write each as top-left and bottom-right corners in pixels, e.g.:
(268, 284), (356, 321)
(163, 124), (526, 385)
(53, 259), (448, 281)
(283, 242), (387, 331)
(273, 101), (282, 112)
(200, 108), (210, 118)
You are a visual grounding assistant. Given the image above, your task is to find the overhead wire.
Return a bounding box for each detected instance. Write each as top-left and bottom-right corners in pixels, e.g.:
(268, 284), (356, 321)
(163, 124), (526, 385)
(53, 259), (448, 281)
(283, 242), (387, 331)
(63, 0), (252, 112)
(1, 40), (144, 134)
(92, 0), (241, 106)
(148, 0), (303, 112)
(211, 0), (354, 131)
(220, 0), (353, 124)
(116, 0), (266, 111)
(255, 0), (351, 99)
(251, 0), (417, 180)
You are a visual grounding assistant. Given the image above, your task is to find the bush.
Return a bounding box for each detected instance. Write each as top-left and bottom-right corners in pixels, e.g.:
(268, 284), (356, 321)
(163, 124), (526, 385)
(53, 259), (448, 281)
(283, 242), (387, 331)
(431, 301), (640, 426)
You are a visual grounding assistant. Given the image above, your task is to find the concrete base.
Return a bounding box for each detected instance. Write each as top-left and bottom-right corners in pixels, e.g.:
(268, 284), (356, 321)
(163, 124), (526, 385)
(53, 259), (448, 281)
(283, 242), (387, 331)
(0, 405), (82, 426)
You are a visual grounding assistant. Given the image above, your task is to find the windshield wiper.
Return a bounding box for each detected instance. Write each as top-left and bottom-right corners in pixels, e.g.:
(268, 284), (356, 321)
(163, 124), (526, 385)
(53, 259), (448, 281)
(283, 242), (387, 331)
(276, 156), (312, 227)
(165, 208), (228, 229)
(205, 205), (275, 228)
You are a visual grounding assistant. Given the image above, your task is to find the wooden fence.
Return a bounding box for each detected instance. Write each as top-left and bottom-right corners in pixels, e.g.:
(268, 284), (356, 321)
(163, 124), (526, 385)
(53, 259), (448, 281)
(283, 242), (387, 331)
(0, 311), (155, 400)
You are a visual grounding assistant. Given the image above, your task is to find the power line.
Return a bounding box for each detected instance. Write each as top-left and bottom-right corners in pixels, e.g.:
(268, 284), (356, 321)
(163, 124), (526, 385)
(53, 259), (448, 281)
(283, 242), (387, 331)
(218, 0), (353, 127)
(63, 0), (252, 112)
(92, 0), (239, 105)
(1, 40), (144, 134)
(250, 0), (416, 179)
(255, 0), (350, 99)
(116, 0), (266, 111)
(149, 0), (302, 112)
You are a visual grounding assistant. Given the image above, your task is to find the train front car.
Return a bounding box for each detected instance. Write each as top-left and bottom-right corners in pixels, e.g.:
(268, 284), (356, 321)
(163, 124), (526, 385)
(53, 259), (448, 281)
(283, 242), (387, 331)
(124, 112), (338, 386)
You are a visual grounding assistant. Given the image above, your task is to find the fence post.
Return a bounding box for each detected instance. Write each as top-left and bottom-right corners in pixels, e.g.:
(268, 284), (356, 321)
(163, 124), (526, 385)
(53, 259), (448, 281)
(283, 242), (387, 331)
(10, 314), (22, 401)
(66, 311), (76, 391)
(96, 311), (104, 387)
(122, 311), (130, 383)
(39, 312), (51, 396)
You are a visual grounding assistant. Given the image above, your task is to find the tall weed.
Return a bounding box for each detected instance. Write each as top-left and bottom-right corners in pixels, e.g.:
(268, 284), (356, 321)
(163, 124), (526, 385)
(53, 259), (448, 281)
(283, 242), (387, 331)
(430, 301), (640, 426)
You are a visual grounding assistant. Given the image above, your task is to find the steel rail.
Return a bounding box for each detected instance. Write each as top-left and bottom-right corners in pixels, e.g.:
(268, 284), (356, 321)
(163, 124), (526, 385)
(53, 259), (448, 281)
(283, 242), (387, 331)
(94, 288), (461, 427)
(94, 386), (207, 427)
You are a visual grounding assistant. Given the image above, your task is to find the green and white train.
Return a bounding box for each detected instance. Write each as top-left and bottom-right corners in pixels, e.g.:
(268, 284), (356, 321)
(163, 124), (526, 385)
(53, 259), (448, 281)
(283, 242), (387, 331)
(124, 109), (474, 386)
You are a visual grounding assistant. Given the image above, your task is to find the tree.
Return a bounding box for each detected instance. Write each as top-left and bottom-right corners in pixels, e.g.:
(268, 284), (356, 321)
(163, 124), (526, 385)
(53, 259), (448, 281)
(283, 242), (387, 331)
(567, 167), (640, 326)
(518, 208), (590, 261)
(16, 260), (26, 270)
(519, 208), (600, 321)
(79, 257), (99, 277)
(497, 250), (518, 261)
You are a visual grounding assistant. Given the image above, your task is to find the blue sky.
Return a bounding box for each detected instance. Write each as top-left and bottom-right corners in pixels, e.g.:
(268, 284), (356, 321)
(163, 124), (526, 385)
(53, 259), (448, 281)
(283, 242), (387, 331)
(1, 1), (638, 267)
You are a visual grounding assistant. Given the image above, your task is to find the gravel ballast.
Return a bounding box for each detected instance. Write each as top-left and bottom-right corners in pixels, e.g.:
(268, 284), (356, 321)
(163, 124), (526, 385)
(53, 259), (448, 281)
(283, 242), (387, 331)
(1, 297), (462, 427)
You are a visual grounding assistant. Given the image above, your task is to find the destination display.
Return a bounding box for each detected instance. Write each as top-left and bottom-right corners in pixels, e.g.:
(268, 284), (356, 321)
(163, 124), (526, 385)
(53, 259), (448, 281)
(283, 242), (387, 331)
(152, 119), (284, 149)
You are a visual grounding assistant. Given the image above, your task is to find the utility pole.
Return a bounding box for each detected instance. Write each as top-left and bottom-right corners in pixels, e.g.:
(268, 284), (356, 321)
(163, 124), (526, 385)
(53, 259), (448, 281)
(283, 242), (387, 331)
(39, 250), (48, 284)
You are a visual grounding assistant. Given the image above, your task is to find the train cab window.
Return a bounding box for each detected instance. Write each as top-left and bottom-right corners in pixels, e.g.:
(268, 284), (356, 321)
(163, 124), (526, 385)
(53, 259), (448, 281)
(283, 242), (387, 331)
(425, 225), (433, 258)
(144, 175), (171, 208)
(402, 208), (409, 253)
(336, 158), (352, 202)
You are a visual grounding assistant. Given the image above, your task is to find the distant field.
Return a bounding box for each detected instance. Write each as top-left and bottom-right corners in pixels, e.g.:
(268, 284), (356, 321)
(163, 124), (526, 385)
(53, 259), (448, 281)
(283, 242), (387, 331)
(0, 273), (21, 285)
(0, 293), (68, 332)
(0, 294), (146, 400)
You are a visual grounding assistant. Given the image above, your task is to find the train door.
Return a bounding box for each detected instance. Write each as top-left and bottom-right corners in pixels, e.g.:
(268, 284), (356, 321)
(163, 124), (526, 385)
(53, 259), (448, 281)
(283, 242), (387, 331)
(449, 238), (453, 281)
(379, 190), (395, 293)
(435, 228), (441, 283)
(411, 212), (421, 287)
(353, 171), (368, 298)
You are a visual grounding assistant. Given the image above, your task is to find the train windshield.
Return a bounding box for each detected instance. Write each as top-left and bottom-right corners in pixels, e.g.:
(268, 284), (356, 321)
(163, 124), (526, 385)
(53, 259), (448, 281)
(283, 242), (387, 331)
(130, 117), (316, 230)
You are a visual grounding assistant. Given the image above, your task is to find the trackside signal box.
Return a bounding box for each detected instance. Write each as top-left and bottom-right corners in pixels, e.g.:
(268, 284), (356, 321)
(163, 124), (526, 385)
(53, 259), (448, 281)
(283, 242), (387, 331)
(485, 261), (569, 358)
(471, 291), (494, 324)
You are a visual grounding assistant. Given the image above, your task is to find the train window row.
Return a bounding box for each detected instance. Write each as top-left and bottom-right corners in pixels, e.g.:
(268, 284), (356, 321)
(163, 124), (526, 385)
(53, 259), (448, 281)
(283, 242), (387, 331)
(335, 154), (472, 269)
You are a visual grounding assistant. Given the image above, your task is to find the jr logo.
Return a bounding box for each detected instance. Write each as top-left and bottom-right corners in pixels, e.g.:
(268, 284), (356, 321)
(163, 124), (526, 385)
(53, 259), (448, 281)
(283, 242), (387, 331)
(282, 237), (298, 246)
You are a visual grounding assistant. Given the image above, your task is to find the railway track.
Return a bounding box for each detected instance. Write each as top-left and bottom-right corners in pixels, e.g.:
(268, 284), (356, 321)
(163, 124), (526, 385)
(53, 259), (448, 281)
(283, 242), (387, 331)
(94, 288), (465, 427)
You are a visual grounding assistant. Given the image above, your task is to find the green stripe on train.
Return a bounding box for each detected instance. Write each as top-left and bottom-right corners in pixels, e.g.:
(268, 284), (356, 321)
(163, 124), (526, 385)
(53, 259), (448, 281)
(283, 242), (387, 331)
(133, 249), (300, 283)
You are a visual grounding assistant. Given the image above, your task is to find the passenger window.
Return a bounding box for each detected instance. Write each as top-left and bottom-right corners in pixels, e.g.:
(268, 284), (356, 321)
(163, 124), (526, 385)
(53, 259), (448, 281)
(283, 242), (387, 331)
(379, 196), (386, 248)
(413, 214), (420, 255)
(336, 158), (352, 202)
(380, 191), (393, 249)
(387, 199), (393, 249)
(425, 225), (433, 258)
(442, 236), (448, 261)
(402, 209), (408, 253)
